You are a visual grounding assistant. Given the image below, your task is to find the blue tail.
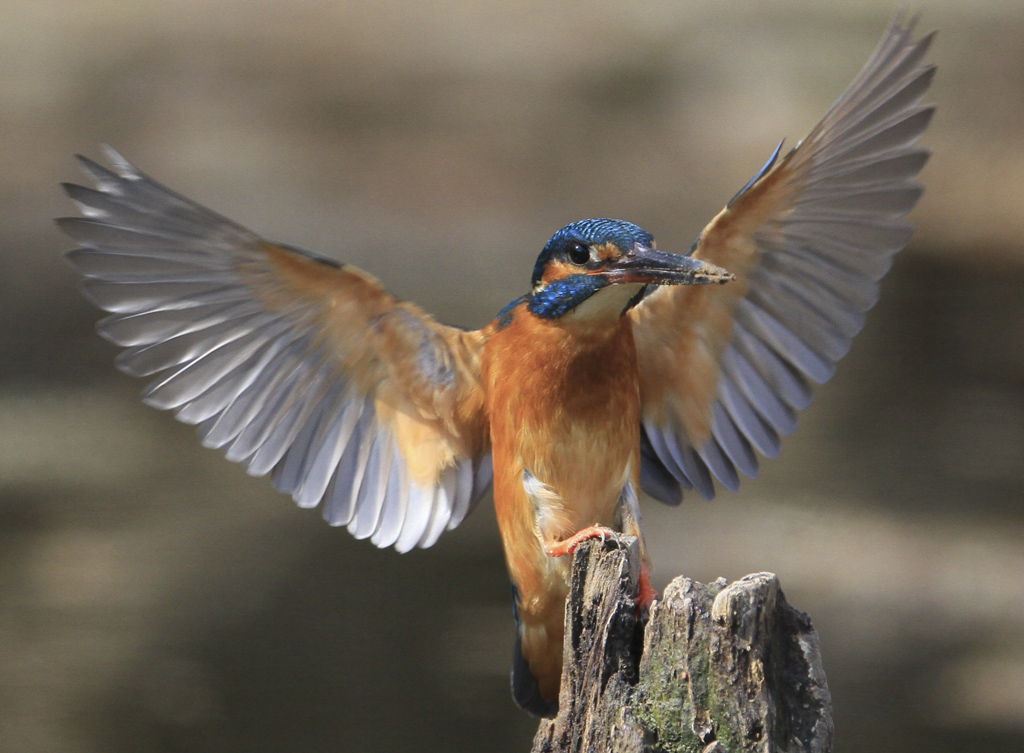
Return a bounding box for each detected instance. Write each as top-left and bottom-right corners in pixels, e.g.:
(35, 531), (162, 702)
(510, 582), (558, 718)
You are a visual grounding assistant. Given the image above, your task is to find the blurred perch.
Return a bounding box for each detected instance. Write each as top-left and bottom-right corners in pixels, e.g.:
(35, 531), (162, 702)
(531, 538), (832, 753)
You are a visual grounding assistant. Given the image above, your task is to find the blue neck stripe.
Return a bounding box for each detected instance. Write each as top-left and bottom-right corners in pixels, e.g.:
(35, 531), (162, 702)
(526, 275), (609, 319)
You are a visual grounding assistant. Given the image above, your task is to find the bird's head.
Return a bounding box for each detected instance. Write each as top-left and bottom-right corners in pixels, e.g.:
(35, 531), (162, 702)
(526, 218), (734, 321)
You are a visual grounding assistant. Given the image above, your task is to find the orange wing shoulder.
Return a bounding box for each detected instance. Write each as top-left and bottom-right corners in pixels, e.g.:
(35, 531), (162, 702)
(60, 147), (491, 551)
(630, 14), (935, 502)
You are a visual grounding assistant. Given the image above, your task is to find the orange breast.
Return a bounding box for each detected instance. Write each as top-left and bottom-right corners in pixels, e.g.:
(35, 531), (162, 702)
(482, 301), (641, 703)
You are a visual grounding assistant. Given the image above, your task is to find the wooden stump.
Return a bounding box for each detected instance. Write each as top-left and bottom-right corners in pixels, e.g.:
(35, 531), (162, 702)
(531, 537), (833, 753)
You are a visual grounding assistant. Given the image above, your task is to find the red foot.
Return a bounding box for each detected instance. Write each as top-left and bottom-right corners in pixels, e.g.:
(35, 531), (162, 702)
(636, 561), (657, 615)
(545, 525), (617, 557)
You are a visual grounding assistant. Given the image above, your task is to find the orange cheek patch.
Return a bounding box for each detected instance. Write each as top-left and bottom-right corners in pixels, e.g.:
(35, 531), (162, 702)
(539, 245), (623, 284)
(540, 259), (575, 284)
(592, 242), (621, 262)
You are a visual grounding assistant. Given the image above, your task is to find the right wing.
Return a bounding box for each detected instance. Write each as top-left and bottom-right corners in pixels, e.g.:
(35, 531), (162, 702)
(60, 147), (492, 552)
(631, 14), (934, 502)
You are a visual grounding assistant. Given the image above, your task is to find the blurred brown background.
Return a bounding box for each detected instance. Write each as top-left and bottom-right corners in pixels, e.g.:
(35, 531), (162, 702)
(2, 1), (1022, 751)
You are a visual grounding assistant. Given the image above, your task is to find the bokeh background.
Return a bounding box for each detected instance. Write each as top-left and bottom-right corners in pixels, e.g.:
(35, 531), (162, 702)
(2, 1), (1022, 751)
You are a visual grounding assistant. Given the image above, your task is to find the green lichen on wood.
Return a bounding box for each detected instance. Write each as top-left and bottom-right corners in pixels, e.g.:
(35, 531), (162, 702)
(533, 542), (832, 753)
(631, 578), (727, 753)
(630, 573), (831, 753)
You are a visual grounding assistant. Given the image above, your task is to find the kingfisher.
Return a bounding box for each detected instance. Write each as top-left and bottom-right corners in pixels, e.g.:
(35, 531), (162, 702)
(59, 17), (933, 717)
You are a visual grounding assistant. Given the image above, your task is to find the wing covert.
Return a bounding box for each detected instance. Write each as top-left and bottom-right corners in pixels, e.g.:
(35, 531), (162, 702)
(60, 146), (492, 551)
(632, 14), (935, 501)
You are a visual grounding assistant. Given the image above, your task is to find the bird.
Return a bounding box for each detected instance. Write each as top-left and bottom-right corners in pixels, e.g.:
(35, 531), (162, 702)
(58, 15), (934, 718)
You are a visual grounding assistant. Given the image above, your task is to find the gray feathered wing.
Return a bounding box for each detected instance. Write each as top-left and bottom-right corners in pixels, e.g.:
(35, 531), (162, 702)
(60, 148), (492, 551)
(631, 14), (935, 502)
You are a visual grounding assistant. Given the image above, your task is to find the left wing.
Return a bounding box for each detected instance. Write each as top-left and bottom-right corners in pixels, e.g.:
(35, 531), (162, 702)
(60, 147), (491, 551)
(631, 14), (935, 502)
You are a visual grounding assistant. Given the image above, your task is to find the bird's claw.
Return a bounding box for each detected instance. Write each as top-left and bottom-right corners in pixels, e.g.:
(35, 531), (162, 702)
(545, 525), (618, 557)
(636, 561), (657, 616)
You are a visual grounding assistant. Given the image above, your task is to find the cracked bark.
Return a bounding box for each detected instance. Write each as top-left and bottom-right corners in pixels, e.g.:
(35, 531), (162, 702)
(530, 537), (832, 753)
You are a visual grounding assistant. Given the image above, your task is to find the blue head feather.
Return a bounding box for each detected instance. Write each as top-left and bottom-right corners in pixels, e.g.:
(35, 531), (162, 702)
(493, 219), (655, 324)
(531, 219), (654, 288)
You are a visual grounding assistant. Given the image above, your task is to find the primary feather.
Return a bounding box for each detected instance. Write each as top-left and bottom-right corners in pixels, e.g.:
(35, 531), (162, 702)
(631, 14), (934, 501)
(61, 147), (492, 553)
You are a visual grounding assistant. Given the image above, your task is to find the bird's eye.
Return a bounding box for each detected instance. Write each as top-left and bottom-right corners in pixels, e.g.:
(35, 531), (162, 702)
(567, 242), (590, 265)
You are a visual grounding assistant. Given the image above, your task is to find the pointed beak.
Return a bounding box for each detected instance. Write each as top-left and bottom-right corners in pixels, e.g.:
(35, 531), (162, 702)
(604, 245), (734, 286)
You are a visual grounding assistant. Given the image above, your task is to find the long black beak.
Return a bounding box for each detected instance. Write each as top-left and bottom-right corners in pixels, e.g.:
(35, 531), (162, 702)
(604, 245), (734, 286)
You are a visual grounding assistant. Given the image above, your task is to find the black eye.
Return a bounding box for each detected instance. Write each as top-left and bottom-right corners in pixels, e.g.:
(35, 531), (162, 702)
(567, 242), (590, 265)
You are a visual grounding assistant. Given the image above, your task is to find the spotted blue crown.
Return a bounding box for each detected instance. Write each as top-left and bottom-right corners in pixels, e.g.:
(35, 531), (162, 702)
(531, 219), (654, 288)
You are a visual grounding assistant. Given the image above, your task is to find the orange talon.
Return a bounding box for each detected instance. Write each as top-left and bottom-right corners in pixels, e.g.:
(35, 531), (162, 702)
(636, 561), (657, 614)
(545, 525), (618, 557)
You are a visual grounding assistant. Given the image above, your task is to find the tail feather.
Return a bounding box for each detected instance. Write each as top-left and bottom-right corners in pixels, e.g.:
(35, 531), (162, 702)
(512, 631), (558, 718)
(509, 581), (560, 718)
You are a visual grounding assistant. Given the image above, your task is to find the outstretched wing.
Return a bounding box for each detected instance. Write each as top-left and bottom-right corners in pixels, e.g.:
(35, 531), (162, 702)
(631, 14), (935, 502)
(60, 147), (492, 551)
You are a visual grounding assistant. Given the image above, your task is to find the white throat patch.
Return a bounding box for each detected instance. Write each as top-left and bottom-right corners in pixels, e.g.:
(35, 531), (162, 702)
(565, 281), (644, 324)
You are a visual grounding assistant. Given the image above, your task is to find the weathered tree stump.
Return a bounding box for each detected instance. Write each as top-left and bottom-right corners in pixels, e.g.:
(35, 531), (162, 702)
(531, 537), (832, 753)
